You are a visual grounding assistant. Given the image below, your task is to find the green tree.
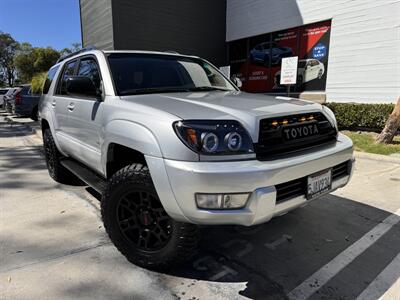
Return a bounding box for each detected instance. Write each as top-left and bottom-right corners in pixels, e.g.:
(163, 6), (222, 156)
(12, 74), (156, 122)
(13, 43), (35, 83)
(0, 32), (19, 86)
(14, 44), (60, 83)
(59, 42), (81, 57)
(31, 72), (47, 94)
(33, 47), (60, 72)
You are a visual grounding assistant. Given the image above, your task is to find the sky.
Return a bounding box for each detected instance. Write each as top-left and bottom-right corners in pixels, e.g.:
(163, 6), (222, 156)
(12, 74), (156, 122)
(0, 0), (81, 50)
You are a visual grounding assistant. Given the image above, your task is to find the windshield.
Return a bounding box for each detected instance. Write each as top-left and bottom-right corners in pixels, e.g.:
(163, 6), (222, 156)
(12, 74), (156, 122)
(298, 61), (307, 68)
(107, 53), (237, 96)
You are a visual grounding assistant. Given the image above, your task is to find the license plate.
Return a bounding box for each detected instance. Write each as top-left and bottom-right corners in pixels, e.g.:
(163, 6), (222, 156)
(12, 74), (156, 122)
(307, 169), (332, 200)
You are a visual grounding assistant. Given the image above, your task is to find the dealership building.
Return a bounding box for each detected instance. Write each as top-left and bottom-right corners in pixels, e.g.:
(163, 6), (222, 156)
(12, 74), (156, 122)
(80, 0), (399, 103)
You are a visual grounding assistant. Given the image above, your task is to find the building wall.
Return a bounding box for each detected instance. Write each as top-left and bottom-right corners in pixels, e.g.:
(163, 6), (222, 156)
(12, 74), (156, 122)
(80, 0), (114, 50)
(111, 0), (227, 66)
(227, 0), (400, 103)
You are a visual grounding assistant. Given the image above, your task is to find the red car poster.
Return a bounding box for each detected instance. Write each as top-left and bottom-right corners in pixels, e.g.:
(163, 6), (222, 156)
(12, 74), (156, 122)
(229, 20), (331, 93)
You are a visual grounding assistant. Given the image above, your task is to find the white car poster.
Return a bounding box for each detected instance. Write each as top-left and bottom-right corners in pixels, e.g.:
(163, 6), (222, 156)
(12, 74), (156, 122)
(280, 56), (298, 85)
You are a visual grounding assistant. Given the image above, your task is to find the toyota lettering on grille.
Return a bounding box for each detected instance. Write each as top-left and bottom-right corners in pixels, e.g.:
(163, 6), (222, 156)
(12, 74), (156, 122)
(283, 123), (319, 140)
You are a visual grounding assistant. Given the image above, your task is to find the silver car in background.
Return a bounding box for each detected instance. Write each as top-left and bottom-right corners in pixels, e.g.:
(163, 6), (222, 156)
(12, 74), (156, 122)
(0, 88), (10, 108)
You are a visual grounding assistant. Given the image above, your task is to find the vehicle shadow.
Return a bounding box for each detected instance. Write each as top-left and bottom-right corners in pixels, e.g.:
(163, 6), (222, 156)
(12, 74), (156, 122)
(163, 195), (400, 299)
(84, 182), (400, 298)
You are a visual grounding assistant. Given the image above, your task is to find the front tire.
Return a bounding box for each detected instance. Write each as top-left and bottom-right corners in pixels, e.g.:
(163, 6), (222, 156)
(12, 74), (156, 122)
(101, 164), (199, 270)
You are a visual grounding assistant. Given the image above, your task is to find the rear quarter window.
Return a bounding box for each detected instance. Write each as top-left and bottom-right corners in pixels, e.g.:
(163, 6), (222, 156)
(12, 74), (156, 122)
(0, 89), (8, 95)
(43, 66), (60, 94)
(21, 86), (31, 95)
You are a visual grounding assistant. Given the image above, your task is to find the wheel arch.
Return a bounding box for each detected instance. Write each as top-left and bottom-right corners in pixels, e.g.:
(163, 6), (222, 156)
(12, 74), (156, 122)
(105, 143), (146, 178)
(40, 114), (66, 155)
(102, 120), (163, 177)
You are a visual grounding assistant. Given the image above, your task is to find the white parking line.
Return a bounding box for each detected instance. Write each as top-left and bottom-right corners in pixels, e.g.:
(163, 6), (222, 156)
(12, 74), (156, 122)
(356, 252), (400, 300)
(287, 209), (400, 300)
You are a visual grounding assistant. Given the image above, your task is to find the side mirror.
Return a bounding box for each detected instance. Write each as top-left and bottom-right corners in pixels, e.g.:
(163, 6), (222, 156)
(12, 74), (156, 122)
(232, 77), (243, 88)
(66, 76), (100, 98)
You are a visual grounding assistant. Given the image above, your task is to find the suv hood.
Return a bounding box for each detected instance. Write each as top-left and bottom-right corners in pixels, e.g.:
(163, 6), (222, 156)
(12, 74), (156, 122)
(121, 91), (324, 140)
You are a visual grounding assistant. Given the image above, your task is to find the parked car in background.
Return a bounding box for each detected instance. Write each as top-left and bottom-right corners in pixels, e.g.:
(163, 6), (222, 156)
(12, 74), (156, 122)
(0, 88), (10, 108)
(12, 85), (41, 121)
(274, 59), (325, 89)
(3, 87), (21, 113)
(249, 42), (294, 66)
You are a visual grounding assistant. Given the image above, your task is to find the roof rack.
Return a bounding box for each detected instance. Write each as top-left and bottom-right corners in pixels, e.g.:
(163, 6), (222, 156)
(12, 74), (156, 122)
(56, 45), (98, 63)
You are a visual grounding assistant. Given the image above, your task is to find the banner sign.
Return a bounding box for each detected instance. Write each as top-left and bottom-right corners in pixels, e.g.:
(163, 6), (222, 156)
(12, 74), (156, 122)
(280, 56), (298, 85)
(228, 20), (331, 93)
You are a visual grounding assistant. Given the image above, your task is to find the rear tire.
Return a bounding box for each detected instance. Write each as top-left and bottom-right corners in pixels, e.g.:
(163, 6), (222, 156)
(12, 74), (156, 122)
(101, 163), (199, 270)
(43, 128), (75, 184)
(31, 106), (38, 121)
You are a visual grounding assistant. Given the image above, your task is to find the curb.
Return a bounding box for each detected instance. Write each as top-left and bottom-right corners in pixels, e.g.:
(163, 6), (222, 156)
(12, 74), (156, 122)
(4, 115), (41, 138)
(354, 151), (400, 164)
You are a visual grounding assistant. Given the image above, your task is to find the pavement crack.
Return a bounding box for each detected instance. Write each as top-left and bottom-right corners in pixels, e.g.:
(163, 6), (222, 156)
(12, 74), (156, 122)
(353, 212), (386, 224)
(0, 241), (112, 274)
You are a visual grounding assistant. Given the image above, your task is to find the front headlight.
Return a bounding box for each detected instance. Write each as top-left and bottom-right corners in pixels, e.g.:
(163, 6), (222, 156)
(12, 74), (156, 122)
(173, 120), (254, 155)
(322, 106), (338, 131)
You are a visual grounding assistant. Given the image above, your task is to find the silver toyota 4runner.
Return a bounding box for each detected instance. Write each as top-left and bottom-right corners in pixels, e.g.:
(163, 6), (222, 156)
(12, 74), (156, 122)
(39, 48), (354, 269)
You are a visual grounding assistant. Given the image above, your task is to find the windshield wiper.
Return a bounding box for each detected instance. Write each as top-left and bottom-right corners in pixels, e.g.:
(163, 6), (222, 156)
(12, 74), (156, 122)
(120, 87), (191, 96)
(188, 86), (231, 92)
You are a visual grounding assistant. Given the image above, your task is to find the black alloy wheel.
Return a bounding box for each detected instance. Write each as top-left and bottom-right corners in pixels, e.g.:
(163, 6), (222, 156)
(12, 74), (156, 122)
(101, 163), (199, 270)
(116, 189), (172, 251)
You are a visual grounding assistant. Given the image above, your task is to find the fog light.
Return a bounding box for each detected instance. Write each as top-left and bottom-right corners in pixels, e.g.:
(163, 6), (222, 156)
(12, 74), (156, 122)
(222, 194), (249, 208)
(196, 193), (250, 209)
(196, 194), (222, 209)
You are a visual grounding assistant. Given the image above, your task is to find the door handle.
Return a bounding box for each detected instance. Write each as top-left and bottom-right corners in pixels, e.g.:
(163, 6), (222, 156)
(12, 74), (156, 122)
(67, 103), (75, 111)
(51, 100), (56, 108)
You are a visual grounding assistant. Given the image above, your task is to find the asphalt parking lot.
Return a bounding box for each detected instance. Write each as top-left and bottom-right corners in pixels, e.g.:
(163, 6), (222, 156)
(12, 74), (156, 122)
(1, 112), (399, 300)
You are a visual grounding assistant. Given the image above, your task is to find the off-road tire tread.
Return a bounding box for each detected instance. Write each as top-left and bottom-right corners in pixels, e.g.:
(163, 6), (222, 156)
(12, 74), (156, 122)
(43, 129), (75, 184)
(101, 163), (199, 270)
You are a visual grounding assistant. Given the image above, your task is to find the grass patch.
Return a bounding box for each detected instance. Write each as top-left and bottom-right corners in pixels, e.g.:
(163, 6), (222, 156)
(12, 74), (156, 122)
(343, 131), (400, 155)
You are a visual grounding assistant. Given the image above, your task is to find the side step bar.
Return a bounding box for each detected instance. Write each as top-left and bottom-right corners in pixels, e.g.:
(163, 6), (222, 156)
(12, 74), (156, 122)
(61, 159), (107, 194)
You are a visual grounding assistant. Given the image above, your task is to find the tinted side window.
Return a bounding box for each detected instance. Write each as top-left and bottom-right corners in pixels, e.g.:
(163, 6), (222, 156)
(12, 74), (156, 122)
(43, 66), (60, 94)
(21, 86), (31, 95)
(0, 89), (7, 95)
(77, 58), (101, 91)
(57, 60), (77, 95)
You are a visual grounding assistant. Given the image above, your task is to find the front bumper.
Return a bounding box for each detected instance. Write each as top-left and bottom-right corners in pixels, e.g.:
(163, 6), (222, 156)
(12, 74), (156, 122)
(146, 133), (354, 226)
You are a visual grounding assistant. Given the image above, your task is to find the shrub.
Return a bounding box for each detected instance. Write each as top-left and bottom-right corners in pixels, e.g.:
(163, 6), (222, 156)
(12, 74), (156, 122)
(31, 72), (47, 95)
(324, 102), (395, 132)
